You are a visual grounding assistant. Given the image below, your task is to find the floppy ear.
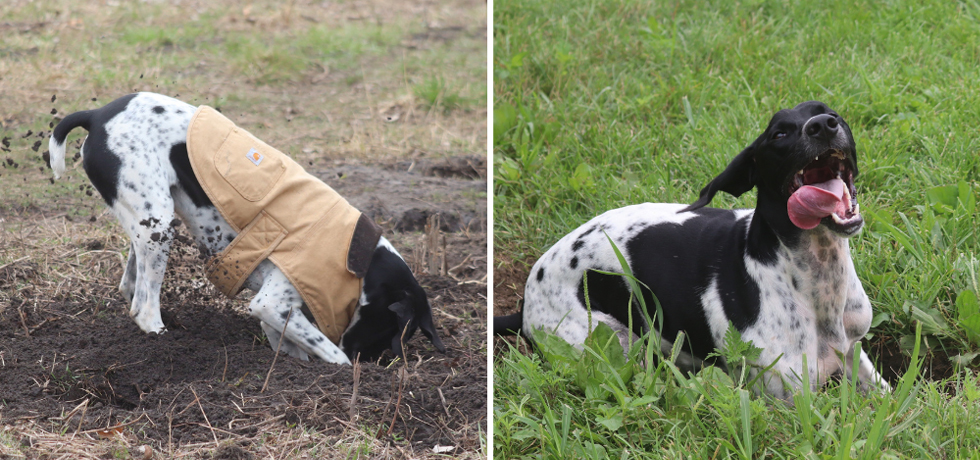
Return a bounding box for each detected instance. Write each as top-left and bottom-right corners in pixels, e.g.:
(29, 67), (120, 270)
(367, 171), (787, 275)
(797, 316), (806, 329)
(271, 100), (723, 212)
(417, 304), (446, 352)
(388, 299), (413, 360)
(681, 146), (756, 212)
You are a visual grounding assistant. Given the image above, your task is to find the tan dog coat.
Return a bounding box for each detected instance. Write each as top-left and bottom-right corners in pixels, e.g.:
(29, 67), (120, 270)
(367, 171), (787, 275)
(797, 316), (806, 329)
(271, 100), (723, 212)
(186, 106), (382, 344)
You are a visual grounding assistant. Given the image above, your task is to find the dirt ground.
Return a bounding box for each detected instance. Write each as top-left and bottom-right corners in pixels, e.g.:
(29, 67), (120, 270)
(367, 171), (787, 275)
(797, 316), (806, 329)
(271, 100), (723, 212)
(1, 156), (487, 458)
(0, 0), (487, 457)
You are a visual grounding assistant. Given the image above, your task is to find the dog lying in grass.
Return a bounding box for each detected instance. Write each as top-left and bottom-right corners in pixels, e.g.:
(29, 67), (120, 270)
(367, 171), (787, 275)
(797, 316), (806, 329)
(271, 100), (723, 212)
(496, 101), (890, 400)
(49, 92), (445, 364)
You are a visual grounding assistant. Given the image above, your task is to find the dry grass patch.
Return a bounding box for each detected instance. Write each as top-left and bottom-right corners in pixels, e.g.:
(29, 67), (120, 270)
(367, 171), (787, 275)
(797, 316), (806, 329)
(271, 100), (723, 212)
(0, 0), (486, 208)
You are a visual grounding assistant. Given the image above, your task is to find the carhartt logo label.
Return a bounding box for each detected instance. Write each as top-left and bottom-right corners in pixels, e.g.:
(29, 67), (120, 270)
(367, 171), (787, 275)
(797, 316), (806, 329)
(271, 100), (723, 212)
(246, 148), (263, 166)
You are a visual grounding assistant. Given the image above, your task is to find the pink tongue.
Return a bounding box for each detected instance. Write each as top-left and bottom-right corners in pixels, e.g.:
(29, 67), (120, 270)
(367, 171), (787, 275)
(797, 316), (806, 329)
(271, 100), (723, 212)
(787, 178), (847, 229)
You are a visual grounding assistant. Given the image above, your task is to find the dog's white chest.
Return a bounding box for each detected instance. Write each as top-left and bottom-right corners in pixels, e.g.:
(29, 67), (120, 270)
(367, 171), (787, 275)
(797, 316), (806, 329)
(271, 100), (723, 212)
(763, 229), (868, 383)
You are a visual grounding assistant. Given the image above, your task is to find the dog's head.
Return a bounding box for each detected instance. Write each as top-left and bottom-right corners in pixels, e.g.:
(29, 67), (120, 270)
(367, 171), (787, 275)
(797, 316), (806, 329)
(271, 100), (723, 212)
(684, 101), (862, 237)
(339, 245), (446, 362)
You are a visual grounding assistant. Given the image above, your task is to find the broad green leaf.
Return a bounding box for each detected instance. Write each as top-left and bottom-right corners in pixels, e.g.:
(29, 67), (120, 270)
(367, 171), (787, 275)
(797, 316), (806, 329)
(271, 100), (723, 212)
(956, 290), (980, 345)
(956, 289), (979, 319)
(958, 180), (975, 214)
(950, 352), (980, 367)
(508, 51), (527, 69)
(870, 312), (891, 329)
(909, 305), (951, 337)
(596, 414), (623, 432)
(496, 156), (522, 182)
(925, 184), (958, 213)
(569, 162), (595, 191)
(534, 328), (582, 365)
(584, 321), (623, 367)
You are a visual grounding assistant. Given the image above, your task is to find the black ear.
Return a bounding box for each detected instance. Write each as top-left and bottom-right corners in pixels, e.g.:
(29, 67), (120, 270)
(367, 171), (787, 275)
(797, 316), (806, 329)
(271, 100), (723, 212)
(417, 303), (446, 352)
(681, 146), (756, 212)
(388, 300), (413, 360)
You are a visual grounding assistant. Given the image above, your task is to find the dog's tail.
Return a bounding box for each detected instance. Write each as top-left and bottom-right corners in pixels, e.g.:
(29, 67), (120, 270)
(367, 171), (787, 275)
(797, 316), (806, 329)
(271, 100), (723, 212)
(48, 109), (95, 179)
(493, 299), (524, 336)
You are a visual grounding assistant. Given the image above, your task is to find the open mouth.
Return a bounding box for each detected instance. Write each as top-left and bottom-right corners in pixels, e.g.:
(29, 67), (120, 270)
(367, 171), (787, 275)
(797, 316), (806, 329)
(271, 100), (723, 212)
(787, 150), (862, 233)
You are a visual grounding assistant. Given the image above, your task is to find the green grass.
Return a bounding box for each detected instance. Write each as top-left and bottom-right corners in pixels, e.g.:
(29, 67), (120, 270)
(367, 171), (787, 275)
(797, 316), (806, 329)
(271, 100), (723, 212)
(494, 0), (980, 457)
(496, 323), (980, 458)
(415, 76), (467, 113)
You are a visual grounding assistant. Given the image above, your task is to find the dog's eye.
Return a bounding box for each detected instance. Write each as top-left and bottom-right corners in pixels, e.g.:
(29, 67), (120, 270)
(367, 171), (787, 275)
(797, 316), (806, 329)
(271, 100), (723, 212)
(772, 132), (787, 140)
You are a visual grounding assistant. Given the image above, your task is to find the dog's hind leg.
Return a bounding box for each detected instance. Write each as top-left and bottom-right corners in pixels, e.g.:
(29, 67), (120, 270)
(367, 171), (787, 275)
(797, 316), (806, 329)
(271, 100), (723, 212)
(112, 198), (176, 334)
(247, 266), (351, 364)
(119, 242), (137, 302)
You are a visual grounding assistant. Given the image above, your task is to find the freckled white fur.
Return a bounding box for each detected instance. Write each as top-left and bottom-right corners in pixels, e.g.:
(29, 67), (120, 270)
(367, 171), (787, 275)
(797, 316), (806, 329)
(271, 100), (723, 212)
(523, 203), (695, 342)
(524, 202), (889, 401)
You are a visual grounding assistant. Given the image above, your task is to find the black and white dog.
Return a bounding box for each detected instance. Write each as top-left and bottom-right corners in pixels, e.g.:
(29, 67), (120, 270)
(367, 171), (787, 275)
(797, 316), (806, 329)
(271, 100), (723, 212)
(495, 101), (890, 399)
(49, 92), (445, 364)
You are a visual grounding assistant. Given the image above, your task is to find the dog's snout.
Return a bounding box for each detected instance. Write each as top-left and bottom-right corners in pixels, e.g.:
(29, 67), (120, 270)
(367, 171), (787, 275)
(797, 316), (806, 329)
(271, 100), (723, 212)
(805, 114), (839, 140)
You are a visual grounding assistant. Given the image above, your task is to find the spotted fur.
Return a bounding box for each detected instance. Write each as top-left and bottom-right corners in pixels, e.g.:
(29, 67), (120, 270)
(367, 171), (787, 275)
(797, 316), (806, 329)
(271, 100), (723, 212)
(495, 101), (890, 401)
(50, 92), (445, 364)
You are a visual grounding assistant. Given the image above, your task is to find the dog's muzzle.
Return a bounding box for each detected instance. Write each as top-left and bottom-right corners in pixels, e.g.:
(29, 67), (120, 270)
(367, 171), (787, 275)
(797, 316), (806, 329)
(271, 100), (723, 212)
(787, 150), (862, 235)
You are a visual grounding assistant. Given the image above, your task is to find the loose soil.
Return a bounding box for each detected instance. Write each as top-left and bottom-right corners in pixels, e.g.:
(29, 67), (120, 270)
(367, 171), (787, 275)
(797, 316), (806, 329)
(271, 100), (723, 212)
(0, 0), (486, 455)
(1, 158), (487, 457)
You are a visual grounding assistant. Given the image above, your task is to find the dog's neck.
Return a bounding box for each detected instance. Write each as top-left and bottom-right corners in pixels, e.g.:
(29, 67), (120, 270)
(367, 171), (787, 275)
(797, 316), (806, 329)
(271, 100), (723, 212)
(789, 226), (852, 277)
(746, 188), (811, 262)
(787, 227), (854, 341)
(748, 189), (855, 311)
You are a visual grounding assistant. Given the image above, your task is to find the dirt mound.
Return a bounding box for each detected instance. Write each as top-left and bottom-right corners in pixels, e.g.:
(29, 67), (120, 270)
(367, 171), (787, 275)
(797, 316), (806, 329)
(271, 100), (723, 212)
(319, 160), (488, 234)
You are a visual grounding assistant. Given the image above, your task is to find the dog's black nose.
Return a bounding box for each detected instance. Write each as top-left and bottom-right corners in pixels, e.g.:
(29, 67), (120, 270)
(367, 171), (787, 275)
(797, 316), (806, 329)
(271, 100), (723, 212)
(805, 114), (839, 140)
